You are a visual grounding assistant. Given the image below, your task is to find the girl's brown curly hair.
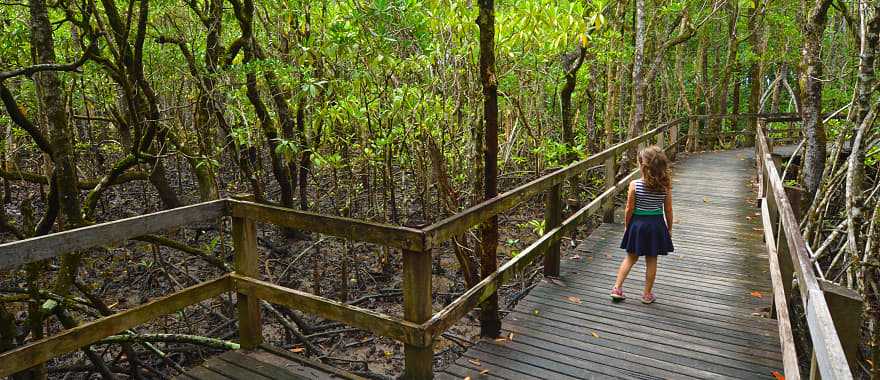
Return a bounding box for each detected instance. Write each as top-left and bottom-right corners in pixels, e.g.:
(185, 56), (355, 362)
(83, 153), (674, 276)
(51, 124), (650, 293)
(638, 145), (671, 191)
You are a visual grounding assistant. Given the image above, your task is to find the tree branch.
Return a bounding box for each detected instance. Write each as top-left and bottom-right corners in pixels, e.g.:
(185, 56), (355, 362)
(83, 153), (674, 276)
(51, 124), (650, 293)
(0, 38), (98, 81)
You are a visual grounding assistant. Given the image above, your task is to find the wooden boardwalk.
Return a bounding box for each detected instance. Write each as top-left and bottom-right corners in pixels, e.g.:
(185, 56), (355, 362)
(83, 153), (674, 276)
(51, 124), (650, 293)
(441, 149), (782, 379)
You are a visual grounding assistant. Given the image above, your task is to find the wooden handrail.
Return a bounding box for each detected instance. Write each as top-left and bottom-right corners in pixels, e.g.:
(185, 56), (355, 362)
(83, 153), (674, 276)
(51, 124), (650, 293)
(0, 199), (227, 270)
(228, 199), (426, 251)
(756, 119), (852, 379)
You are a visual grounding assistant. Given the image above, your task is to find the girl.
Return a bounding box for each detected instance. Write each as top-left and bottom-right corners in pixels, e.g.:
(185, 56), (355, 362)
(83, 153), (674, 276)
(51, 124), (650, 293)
(610, 145), (674, 304)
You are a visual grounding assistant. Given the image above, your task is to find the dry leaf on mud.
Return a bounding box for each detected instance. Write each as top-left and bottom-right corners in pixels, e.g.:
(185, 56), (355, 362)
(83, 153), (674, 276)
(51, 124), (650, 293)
(289, 347), (305, 353)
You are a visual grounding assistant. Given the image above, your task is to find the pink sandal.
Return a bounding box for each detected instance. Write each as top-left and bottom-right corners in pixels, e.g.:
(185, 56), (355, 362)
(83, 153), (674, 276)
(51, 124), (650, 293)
(642, 292), (656, 304)
(610, 287), (626, 301)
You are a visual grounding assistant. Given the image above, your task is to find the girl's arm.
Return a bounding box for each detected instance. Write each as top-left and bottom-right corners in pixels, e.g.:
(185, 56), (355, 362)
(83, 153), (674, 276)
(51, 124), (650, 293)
(624, 181), (636, 227)
(664, 190), (674, 233)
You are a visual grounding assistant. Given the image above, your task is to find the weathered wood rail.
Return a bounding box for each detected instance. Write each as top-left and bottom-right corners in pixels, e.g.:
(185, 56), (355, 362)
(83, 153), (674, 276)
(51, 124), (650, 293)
(756, 119), (854, 379)
(0, 112), (855, 379)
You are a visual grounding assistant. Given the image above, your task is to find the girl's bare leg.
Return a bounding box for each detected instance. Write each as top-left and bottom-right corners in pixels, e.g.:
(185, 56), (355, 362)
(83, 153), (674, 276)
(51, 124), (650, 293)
(614, 253), (639, 288)
(644, 256), (658, 294)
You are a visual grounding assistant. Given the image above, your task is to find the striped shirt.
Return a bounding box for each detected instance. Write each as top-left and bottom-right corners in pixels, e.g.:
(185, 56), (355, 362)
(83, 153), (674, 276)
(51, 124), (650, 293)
(634, 179), (666, 213)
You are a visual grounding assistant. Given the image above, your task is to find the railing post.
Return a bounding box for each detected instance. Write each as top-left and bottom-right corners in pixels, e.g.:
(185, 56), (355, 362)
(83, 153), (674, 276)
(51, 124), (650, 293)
(774, 206), (795, 300)
(544, 184), (562, 277)
(656, 128), (665, 149)
(402, 248), (433, 379)
(687, 118), (699, 152)
(232, 215), (262, 349)
(602, 154), (616, 223)
(820, 280), (863, 374)
(670, 121), (679, 160)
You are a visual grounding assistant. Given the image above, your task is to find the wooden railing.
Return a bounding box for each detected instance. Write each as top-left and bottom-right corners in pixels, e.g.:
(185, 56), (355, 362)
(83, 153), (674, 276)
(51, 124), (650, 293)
(756, 118), (854, 379)
(0, 118), (685, 379)
(0, 199), (429, 377)
(0, 112), (855, 379)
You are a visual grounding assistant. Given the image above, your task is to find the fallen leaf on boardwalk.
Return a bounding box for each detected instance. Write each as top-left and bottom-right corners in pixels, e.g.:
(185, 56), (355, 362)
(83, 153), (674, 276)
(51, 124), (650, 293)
(464, 377), (472, 380)
(533, 309), (540, 315)
(289, 347), (305, 353)
(548, 278), (566, 286)
(494, 337), (508, 343)
(480, 369), (490, 375)
(509, 332), (515, 341)
(753, 227), (763, 231)
(751, 291), (764, 298)
(468, 359), (482, 366)
(771, 371), (785, 380)
(570, 254), (582, 260)
(703, 196), (710, 203)
(591, 331), (600, 338)
(565, 296), (583, 304)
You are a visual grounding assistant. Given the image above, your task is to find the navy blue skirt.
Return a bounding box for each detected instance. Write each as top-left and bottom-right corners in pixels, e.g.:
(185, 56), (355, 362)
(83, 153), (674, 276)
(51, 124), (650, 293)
(620, 214), (674, 256)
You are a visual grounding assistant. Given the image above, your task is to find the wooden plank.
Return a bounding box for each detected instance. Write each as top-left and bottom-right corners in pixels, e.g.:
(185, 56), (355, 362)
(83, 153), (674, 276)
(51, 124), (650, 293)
(0, 276), (232, 377)
(177, 366), (233, 380)
(228, 200), (425, 251)
(462, 346), (583, 380)
(444, 357), (543, 380)
(217, 351), (312, 380)
(258, 344), (366, 380)
(421, 121), (681, 248)
(0, 199), (227, 270)
(402, 248), (433, 379)
(503, 316), (773, 379)
(202, 356), (274, 380)
(233, 216), (263, 349)
(229, 275), (425, 346)
(511, 299), (782, 364)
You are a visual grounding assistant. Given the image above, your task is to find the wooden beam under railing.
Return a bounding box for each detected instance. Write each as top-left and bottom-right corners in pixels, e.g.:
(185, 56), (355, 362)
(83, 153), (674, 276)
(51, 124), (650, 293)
(761, 198), (801, 380)
(0, 276), (233, 377)
(229, 274), (427, 347)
